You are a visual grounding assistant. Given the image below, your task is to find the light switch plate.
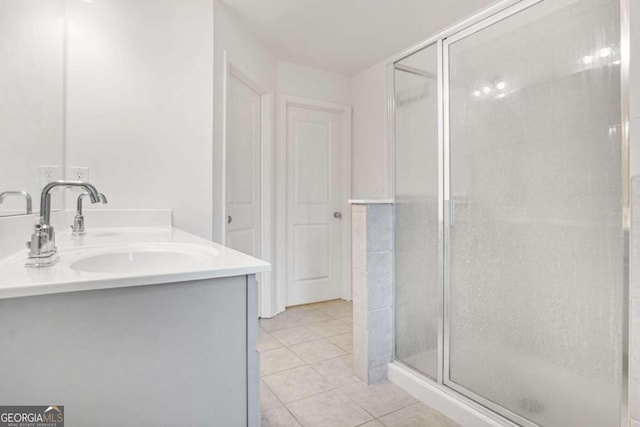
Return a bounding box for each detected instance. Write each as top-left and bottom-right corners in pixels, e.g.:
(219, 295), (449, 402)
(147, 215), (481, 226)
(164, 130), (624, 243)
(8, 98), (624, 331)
(39, 165), (60, 189)
(70, 166), (90, 182)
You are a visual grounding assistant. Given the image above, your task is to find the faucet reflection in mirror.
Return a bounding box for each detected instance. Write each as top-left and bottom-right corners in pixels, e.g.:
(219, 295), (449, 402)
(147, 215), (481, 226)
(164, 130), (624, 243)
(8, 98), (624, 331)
(25, 181), (104, 268)
(0, 191), (32, 215)
(71, 192), (108, 236)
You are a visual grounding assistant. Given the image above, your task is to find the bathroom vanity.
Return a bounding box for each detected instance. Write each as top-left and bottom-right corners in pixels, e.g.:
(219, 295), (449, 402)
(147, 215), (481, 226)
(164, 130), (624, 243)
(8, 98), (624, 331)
(0, 214), (268, 426)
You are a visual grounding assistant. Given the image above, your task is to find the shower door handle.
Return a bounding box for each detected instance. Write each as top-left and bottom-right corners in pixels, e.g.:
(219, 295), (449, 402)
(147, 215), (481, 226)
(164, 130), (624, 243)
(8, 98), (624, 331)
(448, 196), (469, 227)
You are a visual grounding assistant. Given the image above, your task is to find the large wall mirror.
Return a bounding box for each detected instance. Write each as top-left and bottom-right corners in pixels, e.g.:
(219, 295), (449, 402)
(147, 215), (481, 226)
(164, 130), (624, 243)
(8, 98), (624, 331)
(0, 0), (65, 217)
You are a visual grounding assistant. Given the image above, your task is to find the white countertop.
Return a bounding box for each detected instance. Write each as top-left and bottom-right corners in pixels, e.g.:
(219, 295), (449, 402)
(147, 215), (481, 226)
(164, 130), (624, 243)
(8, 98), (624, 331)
(0, 226), (270, 300)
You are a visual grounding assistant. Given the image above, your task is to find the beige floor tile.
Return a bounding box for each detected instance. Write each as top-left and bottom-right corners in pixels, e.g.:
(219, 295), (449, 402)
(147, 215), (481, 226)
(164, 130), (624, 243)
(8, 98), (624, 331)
(261, 380), (283, 412)
(287, 309), (333, 324)
(307, 300), (339, 309)
(315, 300), (353, 318)
(257, 328), (283, 352)
(340, 381), (417, 418)
(306, 319), (352, 338)
(327, 332), (353, 353)
(378, 403), (461, 427)
(311, 355), (363, 389)
(263, 310), (456, 427)
(261, 406), (301, 427)
(260, 313), (301, 332)
(289, 338), (347, 364)
(311, 354), (352, 376)
(262, 366), (333, 404)
(271, 326), (322, 346)
(260, 347), (306, 376)
(325, 373), (363, 390)
(287, 389), (374, 427)
(324, 306), (353, 319)
(338, 315), (353, 326)
(316, 299), (352, 310)
(358, 420), (384, 426)
(285, 304), (319, 314)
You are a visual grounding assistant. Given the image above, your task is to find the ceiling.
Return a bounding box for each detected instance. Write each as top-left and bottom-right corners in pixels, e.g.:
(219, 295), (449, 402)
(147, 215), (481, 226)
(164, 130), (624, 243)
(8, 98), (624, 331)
(220, 0), (497, 75)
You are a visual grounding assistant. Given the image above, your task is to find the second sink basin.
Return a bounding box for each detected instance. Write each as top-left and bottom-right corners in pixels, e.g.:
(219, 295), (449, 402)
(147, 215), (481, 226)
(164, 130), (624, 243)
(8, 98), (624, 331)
(68, 243), (220, 274)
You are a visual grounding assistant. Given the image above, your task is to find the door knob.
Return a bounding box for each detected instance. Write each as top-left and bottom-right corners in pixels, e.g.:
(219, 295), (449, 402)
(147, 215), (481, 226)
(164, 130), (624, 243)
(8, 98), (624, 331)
(227, 215), (232, 224)
(333, 211), (342, 219)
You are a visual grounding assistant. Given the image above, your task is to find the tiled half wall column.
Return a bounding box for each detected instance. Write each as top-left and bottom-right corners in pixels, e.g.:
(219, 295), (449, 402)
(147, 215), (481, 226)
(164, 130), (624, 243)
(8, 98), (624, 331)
(350, 201), (394, 384)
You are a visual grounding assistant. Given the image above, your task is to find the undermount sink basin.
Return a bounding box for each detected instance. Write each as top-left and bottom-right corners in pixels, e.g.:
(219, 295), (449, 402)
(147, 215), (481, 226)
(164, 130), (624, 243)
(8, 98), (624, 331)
(68, 243), (220, 274)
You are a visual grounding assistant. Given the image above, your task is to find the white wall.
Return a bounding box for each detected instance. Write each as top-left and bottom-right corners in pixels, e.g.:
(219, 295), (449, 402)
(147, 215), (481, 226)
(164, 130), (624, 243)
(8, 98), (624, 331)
(63, 0), (352, 317)
(65, 0), (214, 238)
(0, 0), (65, 214)
(212, 0), (277, 244)
(349, 61), (389, 199)
(277, 61), (350, 104)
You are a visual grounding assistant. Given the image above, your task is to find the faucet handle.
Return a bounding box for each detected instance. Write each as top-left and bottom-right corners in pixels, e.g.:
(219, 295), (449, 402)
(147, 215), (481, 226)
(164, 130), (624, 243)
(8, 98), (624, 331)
(72, 192), (106, 236)
(0, 190), (33, 214)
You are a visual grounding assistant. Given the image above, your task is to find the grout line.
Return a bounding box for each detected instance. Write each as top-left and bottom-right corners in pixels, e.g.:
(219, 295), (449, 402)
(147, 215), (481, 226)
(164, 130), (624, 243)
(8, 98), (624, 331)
(331, 388), (378, 423)
(372, 400), (421, 420)
(281, 386), (339, 406)
(260, 378), (286, 409)
(284, 405), (305, 426)
(286, 339), (348, 364)
(271, 337), (323, 347)
(282, 387), (379, 427)
(260, 361), (307, 378)
(259, 335), (353, 374)
(257, 342), (287, 354)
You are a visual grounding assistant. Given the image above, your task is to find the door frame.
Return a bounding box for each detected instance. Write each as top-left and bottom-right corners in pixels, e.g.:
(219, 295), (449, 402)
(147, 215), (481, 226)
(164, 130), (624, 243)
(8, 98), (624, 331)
(222, 51), (274, 318)
(276, 95), (352, 313)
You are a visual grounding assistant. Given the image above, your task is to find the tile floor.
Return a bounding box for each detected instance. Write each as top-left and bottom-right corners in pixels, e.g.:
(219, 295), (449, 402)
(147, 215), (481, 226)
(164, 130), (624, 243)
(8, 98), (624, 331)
(258, 299), (460, 427)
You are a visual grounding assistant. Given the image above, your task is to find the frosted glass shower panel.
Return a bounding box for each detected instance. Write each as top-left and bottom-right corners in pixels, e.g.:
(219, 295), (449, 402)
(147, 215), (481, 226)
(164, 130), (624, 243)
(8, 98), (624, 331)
(394, 43), (440, 380)
(446, 0), (623, 425)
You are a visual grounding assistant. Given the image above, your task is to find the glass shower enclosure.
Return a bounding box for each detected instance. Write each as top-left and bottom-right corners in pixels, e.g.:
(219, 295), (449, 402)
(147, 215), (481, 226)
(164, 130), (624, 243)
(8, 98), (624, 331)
(392, 0), (627, 426)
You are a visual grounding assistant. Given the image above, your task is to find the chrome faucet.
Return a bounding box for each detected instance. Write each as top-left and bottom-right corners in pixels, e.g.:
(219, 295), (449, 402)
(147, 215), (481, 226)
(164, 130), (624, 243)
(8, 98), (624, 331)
(25, 180), (101, 268)
(71, 192), (108, 235)
(0, 191), (32, 214)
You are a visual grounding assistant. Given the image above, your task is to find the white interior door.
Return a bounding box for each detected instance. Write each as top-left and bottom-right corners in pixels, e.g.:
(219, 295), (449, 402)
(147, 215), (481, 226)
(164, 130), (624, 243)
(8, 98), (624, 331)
(286, 104), (343, 306)
(225, 74), (261, 258)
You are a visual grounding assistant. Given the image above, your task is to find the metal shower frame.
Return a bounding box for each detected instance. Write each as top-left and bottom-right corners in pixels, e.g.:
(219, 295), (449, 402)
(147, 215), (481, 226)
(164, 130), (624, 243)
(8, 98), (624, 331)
(387, 0), (631, 425)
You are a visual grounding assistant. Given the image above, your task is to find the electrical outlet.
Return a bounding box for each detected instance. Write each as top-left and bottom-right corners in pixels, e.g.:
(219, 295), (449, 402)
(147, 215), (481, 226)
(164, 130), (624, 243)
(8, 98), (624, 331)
(70, 166), (90, 182)
(39, 165), (60, 189)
